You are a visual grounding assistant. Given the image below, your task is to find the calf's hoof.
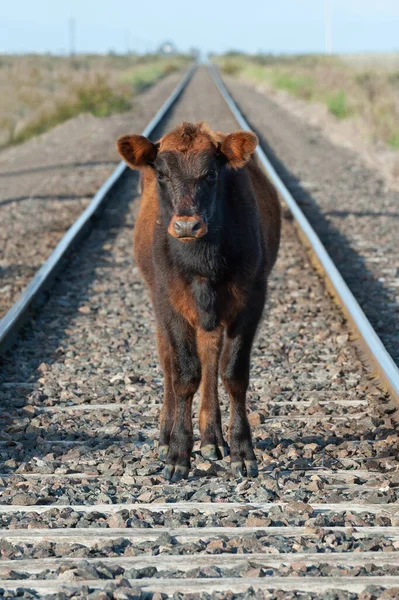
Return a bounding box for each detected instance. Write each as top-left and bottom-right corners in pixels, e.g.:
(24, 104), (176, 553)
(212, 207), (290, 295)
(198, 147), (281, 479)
(158, 445), (169, 461)
(162, 430), (192, 482)
(231, 459), (258, 478)
(201, 443), (229, 461)
(163, 463), (190, 482)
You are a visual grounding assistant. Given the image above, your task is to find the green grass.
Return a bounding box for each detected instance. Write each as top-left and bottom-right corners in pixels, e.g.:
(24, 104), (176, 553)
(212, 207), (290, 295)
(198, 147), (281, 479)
(120, 58), (184, 93)
(12, 75), (132, 145)
(388, 133), (399, 149)
(216, 52), (399, 150)
(0, 54), (190, 149)
(75, 74), (132, 116)
(327, 90), (349, 119)
(220, 58), (316, 100)
(220, 58), (243, 76)
(269, 72), (315, 100)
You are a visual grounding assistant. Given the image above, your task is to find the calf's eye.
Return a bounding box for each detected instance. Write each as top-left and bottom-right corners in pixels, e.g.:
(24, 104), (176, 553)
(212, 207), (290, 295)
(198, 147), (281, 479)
(157, 171), (168, 182)
(206, 170), (218, 182)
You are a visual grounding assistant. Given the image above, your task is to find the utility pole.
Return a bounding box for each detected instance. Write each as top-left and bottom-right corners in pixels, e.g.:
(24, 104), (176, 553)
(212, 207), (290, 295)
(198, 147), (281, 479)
(324, 0), (333, 55)
(69, 17), (76, 56)
(124, 29), (130, 55)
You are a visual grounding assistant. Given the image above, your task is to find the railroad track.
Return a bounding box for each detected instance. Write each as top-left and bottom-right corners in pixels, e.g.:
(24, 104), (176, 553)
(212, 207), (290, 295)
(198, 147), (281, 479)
(0, 65), (399, 599)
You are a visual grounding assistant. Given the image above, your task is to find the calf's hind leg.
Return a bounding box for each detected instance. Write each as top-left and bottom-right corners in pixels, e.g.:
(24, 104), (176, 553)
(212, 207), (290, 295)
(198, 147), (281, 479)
(197, 327), (228, 460)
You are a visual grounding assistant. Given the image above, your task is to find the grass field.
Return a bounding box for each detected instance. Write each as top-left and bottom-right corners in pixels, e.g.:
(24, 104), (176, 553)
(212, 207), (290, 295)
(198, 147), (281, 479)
(216, 53), (399, 149)
(0, 53), (190, 149)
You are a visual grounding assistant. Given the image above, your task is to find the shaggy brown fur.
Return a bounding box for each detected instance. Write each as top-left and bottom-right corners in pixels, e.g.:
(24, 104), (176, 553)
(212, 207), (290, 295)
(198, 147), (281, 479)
(117, 121), (281, 481)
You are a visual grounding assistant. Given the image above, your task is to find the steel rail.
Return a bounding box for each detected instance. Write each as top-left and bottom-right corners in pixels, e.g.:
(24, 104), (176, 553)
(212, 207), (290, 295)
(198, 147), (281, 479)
(209, 63), (399, 406)
(0, 65), (196, 354)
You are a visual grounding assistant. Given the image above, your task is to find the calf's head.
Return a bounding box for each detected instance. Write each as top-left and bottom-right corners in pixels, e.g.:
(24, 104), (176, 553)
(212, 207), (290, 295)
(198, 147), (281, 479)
(117, 122), (257, 242)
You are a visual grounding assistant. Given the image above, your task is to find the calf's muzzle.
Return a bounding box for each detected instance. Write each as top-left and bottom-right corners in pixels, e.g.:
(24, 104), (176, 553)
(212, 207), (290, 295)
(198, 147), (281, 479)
(168, 215), (208, 241)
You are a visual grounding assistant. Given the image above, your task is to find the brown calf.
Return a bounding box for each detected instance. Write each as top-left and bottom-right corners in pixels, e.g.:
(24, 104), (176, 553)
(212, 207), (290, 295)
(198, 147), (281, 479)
(117, 122), (281, 481)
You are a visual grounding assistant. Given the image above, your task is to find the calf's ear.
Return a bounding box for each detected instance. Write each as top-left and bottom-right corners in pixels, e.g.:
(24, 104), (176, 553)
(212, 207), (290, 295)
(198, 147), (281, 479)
(116, 134), (158, 169)
(220, 131), (258, 169)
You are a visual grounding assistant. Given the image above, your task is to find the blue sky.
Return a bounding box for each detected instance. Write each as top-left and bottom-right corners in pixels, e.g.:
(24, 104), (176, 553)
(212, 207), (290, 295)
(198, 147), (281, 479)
(1, 0), (398, 55)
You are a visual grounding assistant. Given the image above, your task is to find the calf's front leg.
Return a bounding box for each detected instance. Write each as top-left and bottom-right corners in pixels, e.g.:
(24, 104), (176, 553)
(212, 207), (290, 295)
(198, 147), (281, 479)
(161, 316), (201, 482)
(221, 299), (264, 478)
(157, 328), (175, 461)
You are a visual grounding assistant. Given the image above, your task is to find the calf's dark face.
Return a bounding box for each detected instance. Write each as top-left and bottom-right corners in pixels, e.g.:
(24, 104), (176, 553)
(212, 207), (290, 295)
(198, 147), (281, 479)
(154, 150), (220, 242)
(116, 126), (258, 243)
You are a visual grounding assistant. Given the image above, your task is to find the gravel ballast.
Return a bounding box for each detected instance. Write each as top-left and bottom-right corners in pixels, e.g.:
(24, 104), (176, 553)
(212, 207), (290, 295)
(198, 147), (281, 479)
(0, 67), (398, 596)
(0, 584), (398, 600)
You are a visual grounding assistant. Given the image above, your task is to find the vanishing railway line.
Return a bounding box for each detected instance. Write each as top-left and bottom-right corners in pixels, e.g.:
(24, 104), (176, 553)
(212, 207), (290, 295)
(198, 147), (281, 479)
(0, 65), (399, 598)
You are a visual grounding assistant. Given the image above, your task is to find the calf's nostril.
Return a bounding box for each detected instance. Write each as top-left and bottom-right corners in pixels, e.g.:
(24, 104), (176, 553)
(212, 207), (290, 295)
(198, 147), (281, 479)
(173, 220), (185, 233)
(191, 220), (201, 233)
